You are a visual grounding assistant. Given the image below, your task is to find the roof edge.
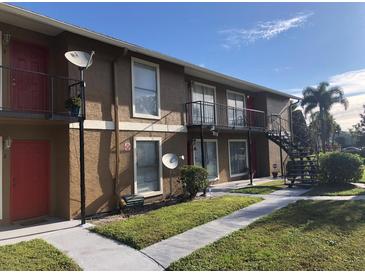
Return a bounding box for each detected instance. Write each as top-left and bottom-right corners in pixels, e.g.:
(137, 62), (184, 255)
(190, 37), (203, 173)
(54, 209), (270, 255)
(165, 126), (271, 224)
(0, 3), (301, 100)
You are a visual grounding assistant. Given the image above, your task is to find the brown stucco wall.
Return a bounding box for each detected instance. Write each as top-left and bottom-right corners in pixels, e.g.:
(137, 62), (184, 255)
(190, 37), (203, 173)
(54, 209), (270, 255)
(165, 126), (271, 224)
(63, 32), (187, 126)
(0, 121), (69, 225)
(69, 128), (187, 218)
(116, 52), (187, 125)
(266, 94), (291, 174)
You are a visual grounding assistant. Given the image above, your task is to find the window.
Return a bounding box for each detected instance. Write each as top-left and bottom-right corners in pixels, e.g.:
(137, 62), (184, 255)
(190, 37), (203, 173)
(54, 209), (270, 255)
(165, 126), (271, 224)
(194, 139), (219, 180)
(228, 140), (248, 177)
(191, 82), (216, 125)
(132, 58), (160, 119)
(134, 137), (162, 196)
(227, 90), (246, 127)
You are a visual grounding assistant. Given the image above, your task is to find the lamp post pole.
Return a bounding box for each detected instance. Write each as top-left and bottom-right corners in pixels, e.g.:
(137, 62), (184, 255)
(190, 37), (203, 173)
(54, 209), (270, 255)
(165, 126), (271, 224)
(79, 68), (86, 225)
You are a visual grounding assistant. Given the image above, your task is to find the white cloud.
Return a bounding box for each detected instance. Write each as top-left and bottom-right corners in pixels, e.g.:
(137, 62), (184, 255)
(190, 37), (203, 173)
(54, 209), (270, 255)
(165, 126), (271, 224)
(329, 69), (365, 97)
(328, 69), (365, 130)
(220, 12), (313, 48)
(274, 66), (291, 73)
(288, 68), (365, 131)
(331, 94), (364, 131)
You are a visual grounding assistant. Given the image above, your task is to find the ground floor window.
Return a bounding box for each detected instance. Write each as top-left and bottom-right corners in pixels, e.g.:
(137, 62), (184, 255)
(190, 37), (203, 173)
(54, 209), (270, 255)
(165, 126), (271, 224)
(134, 137), (162, 196)
(193, 139), (219, 180)
(228, 139), (248, 177)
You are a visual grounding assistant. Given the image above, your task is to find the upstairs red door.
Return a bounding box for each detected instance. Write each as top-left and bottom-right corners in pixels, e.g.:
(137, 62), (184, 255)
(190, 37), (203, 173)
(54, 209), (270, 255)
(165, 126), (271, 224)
(10, 140), (50, 221)
(10, 40), (49, 112)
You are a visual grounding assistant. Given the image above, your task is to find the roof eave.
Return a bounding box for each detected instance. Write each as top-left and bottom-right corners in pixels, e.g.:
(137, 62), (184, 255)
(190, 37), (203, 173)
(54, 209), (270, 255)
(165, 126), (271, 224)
(0, 3), (300, 100)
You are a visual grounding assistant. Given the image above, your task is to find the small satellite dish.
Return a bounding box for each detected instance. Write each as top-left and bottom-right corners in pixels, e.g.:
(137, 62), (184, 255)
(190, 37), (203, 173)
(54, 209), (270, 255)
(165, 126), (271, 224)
(65, 51), (94, 69)
(162, 153), (179, 170)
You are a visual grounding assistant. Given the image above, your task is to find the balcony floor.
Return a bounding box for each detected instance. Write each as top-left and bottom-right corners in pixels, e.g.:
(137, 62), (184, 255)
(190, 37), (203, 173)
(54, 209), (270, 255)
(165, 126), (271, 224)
(0, 109), (79, 123)
(187, 124), (267, 133)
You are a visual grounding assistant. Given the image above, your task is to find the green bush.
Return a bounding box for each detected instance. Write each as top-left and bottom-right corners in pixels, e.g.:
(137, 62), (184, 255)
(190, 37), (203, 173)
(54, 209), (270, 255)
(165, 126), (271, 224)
(319, 152), (364, 185)
(179, 165), (209, 199)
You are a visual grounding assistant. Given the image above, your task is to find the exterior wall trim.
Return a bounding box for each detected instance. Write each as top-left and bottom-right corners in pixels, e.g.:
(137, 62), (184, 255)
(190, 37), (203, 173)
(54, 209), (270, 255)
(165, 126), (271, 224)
(133, 136), (163, 198)
(120, 122), (187, 133)
(69, 120), (115, 130)
(69, 120), (187, 133)
(131, 57), (161, 120)
(193, 138), (219, 182)
(228, 139), (249, 178)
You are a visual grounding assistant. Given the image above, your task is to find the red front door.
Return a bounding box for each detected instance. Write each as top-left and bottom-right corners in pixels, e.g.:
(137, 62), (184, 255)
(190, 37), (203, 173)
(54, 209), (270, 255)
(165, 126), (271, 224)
(10, 40), (49, 112)
(10, 140), (50, 221)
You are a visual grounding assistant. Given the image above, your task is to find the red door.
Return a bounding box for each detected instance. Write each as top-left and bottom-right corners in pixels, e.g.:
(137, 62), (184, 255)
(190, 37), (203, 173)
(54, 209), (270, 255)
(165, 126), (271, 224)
(10, 140), (50, 221)
(10, 40), (49, 112)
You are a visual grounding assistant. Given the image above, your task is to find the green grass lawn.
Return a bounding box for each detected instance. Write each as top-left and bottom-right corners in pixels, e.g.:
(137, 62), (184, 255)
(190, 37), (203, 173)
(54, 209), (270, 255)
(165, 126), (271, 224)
(0, 239), (81, 271)
(169, 200), (365, 271)
(231, 180), (286, 195)
(92, 196), (262, 249)
(304, 183), (365, 196)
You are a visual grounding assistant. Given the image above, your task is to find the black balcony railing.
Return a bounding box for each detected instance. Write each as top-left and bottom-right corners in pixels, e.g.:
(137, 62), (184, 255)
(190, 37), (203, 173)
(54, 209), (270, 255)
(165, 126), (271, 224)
(0, 64), (83, 121)
(185, 101), (266, 130)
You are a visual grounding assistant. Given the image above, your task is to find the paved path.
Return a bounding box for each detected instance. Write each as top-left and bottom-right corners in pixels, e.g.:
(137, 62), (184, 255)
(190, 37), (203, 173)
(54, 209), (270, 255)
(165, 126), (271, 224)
(3, 181), (365, 270)
(42, 226), (163, 271)
(142, 188), (308, 268)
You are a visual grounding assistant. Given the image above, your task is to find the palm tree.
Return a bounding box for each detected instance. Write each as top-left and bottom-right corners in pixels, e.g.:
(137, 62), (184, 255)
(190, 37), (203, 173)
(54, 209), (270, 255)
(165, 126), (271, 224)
(301, 82), (348, 152)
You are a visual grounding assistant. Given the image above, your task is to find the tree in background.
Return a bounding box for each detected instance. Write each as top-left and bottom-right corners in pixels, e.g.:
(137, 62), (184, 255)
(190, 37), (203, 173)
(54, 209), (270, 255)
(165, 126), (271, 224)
(351, 104), (365, 147)
(291, 102), (311, 148)
(309, 111), (341, 151)
(301, 82), (348, 152)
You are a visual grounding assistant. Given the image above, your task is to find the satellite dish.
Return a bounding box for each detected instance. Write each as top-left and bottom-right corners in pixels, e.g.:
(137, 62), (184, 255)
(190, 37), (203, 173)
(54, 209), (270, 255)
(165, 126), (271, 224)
(65, 51), (95, 69)
(162, 153), (179, 170)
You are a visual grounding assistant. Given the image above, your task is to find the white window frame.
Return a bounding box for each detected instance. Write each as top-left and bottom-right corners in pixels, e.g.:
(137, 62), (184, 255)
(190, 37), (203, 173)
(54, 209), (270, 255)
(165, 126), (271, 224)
(131, 57), (161, 120)
(226, 90), (246, 127)
(133, 136), (163, 197)
(193, 139), (219, 182)
(191, 81), (217, 125)
(0, 31), (2, 109)
(228, 139), (249, 178)
(0, 136), (2, 220)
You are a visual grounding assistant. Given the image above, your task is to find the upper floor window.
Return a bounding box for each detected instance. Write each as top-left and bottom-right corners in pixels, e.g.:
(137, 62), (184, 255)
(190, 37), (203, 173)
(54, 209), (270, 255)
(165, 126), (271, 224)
(132, 58), (160, 119)
(227, 90), (246, 127)
(191, 82), (216, 125)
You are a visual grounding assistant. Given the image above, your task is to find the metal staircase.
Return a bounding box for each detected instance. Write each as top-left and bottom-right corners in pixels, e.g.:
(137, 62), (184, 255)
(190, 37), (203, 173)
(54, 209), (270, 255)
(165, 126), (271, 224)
(266, 114), (319, 186)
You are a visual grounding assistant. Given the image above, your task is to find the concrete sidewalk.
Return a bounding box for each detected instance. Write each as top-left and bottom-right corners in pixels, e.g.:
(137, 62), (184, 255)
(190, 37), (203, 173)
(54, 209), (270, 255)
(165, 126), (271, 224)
(4, 184), (363, 271)
(43, 226), (164, 271)
(0, 219), (80, 246)
(142, 188), (309, 268)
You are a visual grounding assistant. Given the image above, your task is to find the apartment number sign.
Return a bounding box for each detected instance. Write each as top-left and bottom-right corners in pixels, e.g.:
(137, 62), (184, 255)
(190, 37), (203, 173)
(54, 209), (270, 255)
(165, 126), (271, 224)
(123, 141), (131, 152)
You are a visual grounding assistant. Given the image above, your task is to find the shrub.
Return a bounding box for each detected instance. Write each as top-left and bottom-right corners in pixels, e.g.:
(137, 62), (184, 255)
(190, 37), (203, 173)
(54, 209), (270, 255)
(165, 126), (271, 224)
(179, 165), (209, 199)
(319, 152), (364, 185)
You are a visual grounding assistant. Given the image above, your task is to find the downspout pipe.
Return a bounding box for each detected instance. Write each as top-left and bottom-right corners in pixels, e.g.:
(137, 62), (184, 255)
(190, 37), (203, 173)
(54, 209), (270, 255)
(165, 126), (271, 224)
(112, 55), (121, 211)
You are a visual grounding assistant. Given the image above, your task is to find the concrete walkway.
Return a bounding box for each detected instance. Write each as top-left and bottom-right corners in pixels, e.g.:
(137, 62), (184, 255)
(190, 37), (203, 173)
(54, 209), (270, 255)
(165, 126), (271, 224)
(42, 226), (163, 271)
(142, 188), (309, 268)
(0, 219), (80, 246)
(3, 182), (365, 270)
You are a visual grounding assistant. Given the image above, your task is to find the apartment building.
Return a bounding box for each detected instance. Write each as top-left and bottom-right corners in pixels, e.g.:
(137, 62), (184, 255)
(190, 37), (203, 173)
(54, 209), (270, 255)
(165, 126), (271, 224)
(0, 4), (299, 225)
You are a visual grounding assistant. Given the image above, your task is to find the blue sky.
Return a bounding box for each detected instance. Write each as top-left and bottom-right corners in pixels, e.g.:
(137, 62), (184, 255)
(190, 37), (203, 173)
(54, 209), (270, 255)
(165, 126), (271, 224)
(13, 2), (365, 130)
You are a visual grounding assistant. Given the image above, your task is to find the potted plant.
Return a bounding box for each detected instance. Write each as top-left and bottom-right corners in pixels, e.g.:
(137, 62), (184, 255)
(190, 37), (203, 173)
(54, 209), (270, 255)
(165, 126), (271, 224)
(272, 163), (279, 178)
(65, 96), (81, 117)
